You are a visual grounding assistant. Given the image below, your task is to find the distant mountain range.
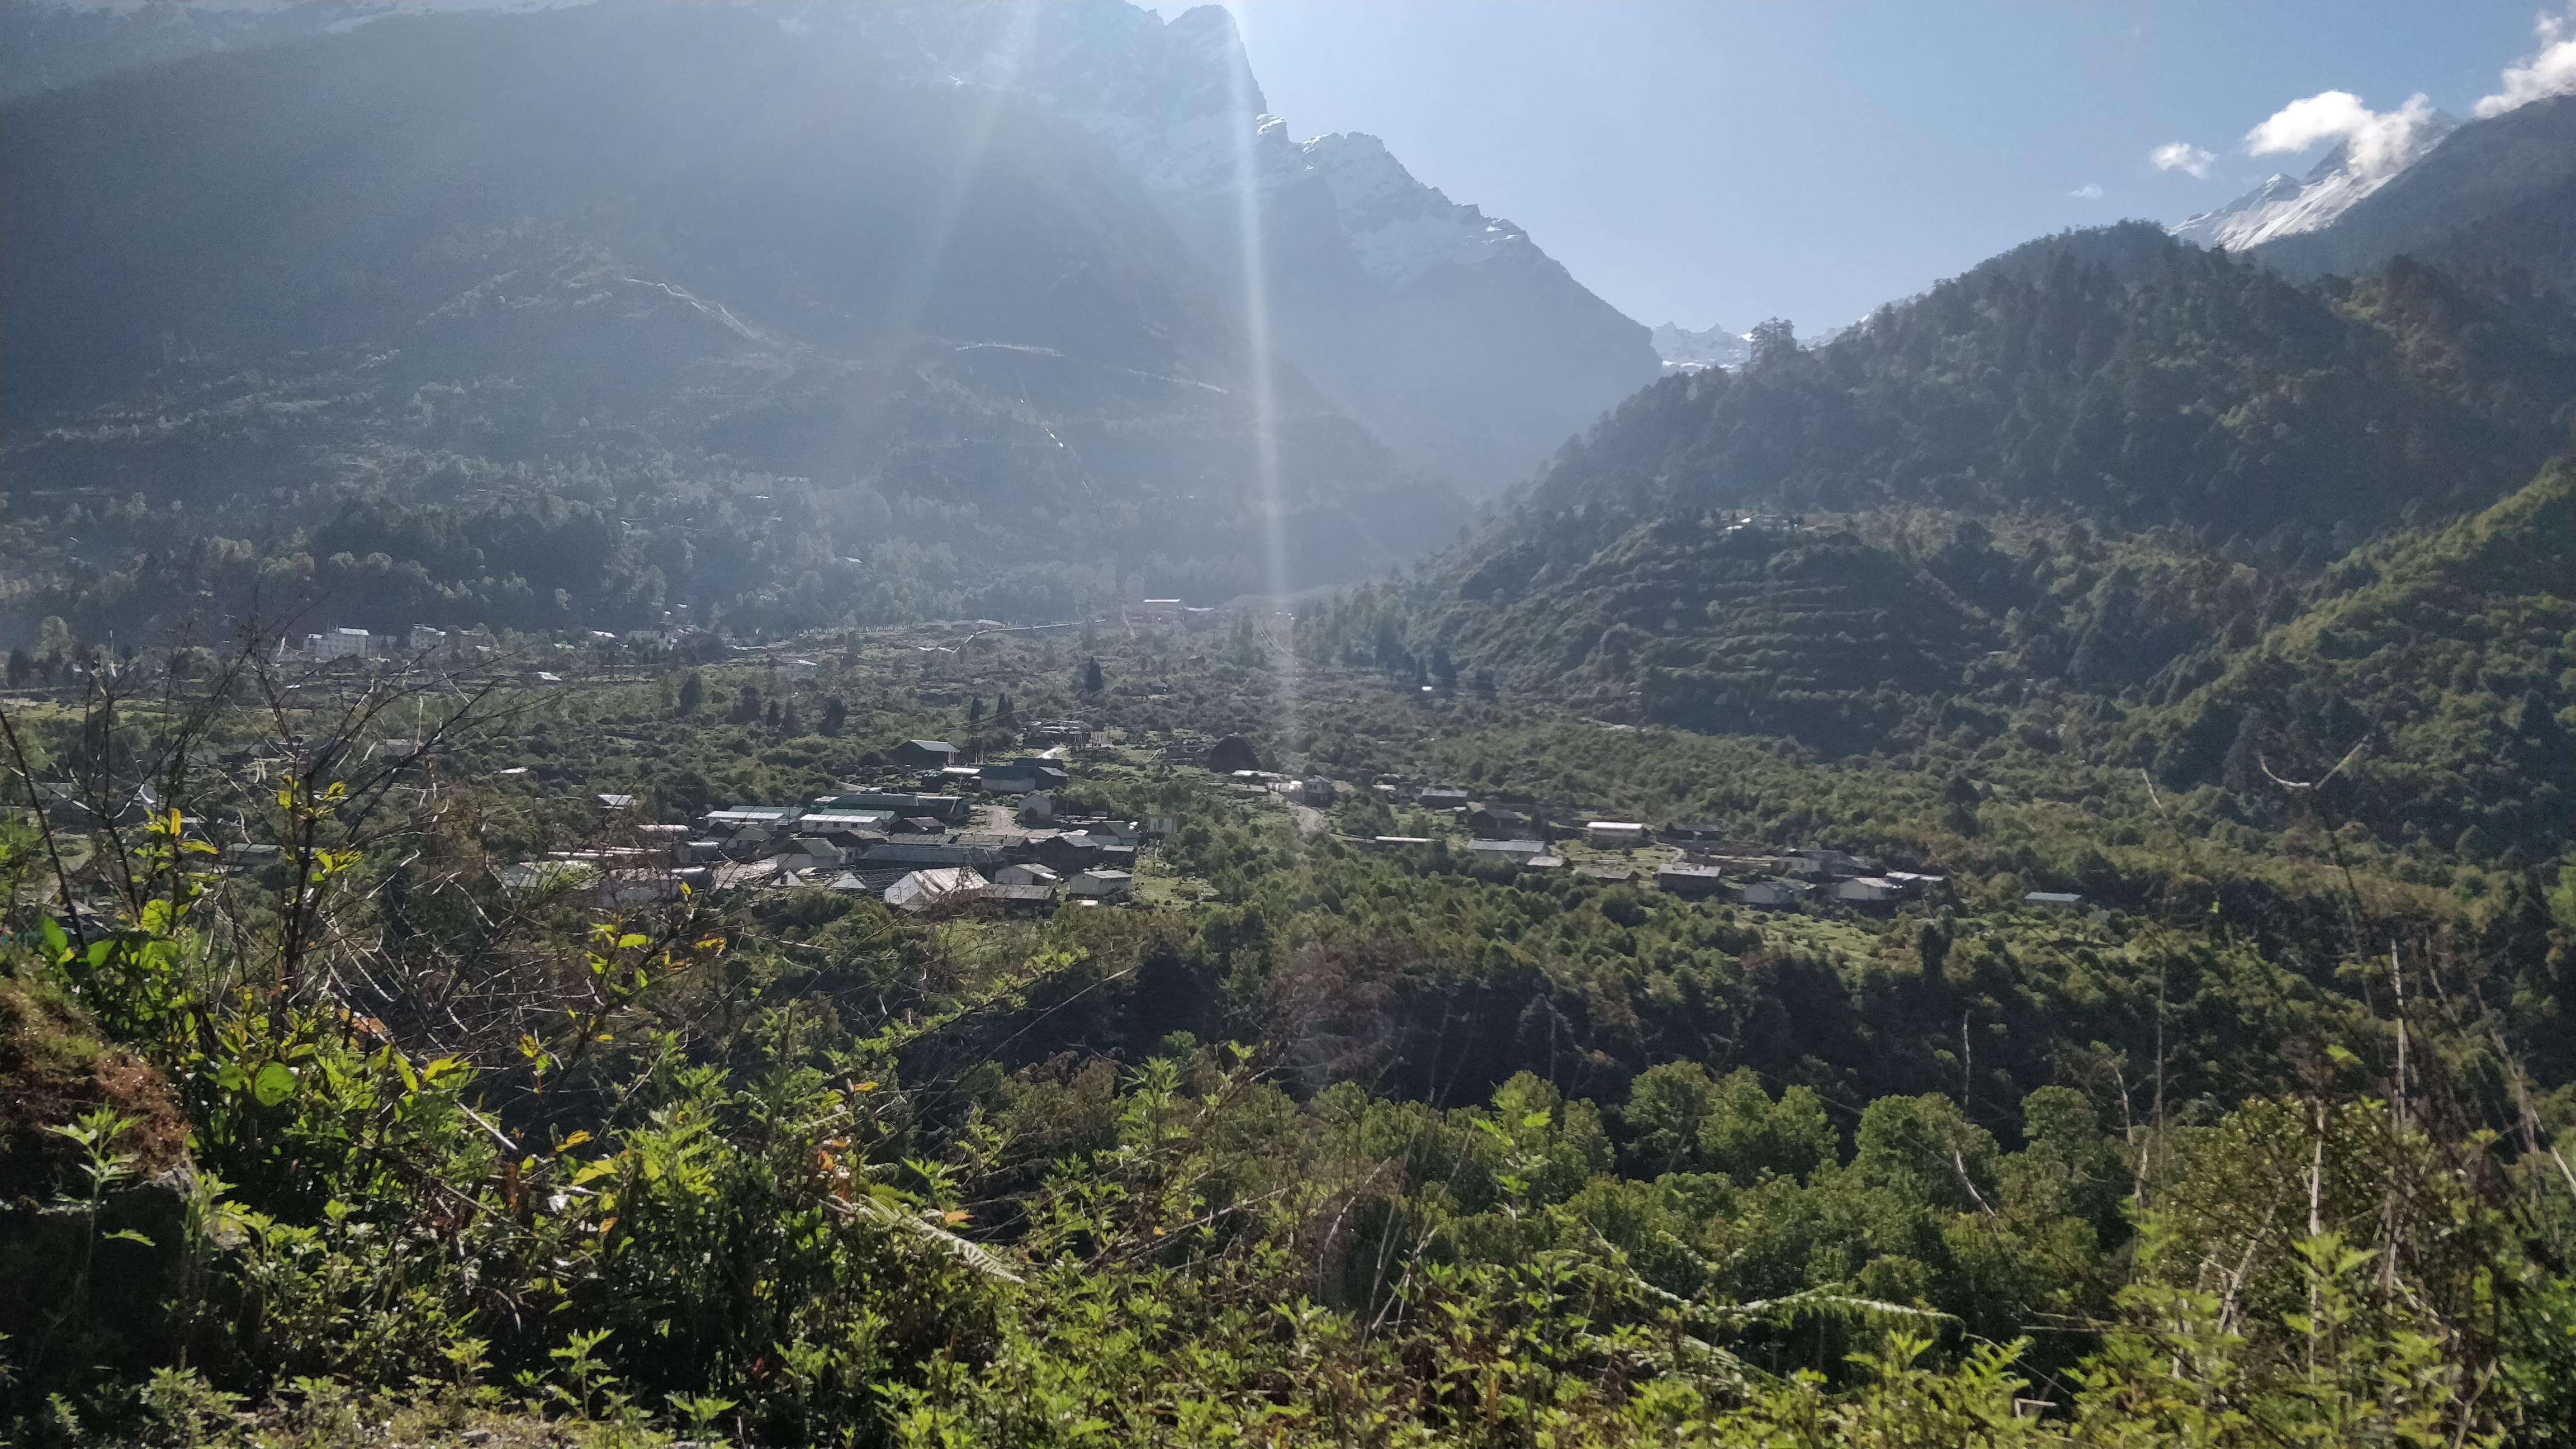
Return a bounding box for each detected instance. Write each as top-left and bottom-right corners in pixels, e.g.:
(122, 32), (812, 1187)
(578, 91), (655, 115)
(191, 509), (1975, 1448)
(0, 0), (1658, 498)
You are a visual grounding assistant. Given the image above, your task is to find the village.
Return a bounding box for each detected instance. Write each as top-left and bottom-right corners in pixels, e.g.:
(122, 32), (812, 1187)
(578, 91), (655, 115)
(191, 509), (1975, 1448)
(13, 600), (2101, 930)
(497, 737), (1149, 919)
(488, 708), (2094, 922)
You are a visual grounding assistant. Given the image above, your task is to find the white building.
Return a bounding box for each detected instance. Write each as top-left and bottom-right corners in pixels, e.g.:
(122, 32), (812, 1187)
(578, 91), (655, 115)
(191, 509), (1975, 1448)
(886, 866), (989, 915)
(1587, 821), (1649, 848)
(312, 627), (372, 662)
(408, 626), (446, 654)
(1065, 868), (1133, 901)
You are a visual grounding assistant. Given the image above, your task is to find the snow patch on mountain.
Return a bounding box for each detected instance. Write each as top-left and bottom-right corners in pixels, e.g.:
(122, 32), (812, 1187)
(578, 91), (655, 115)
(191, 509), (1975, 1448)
(1650, 322), (1749, 372)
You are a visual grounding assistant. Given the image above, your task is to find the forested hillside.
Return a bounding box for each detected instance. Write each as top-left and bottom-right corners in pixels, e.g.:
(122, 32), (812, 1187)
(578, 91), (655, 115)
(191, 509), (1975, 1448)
(1491, 226), (2574, 551)
(2131, 459), (2575, 861)
(1383, 230), (2576, 828)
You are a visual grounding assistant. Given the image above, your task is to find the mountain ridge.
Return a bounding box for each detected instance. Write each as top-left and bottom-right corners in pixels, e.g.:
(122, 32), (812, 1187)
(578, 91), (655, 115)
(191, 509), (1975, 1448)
(0, 0), (1661, 495)
(2173, 111), (2460, 253)
(2247, 91), (2576, 289)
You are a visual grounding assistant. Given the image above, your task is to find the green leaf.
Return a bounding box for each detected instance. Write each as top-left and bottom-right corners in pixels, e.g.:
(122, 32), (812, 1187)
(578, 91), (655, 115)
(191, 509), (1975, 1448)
(252, 1062), (298, 1107)
(104, 1228), (156, 1247)
(40, 917), (68, 959)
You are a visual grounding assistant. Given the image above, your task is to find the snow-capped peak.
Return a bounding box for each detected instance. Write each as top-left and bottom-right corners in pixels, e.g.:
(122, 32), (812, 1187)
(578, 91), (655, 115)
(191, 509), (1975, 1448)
(2172, 111), (2460, 251)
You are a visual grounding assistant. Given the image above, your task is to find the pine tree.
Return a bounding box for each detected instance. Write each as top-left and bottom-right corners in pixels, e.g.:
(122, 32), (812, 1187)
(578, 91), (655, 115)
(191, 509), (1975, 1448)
(821, 697), (847, 737)
(1082, 657), (1104, 695)
(676, 670), (704, 716)
(968, 697), (984, 727)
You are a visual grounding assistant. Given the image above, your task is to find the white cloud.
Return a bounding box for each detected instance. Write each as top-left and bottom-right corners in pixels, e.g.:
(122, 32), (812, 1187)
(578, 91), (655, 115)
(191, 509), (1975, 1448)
(2244, 89), (2437, 179)
(2068, 183), (2105, 200)
(2148, 142), (2215, 178)
(2478, 11), (2576, 116)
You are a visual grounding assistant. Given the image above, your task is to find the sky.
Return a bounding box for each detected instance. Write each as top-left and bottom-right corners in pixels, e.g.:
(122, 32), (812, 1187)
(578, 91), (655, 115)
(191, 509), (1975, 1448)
(1146, 1), (2569, 333)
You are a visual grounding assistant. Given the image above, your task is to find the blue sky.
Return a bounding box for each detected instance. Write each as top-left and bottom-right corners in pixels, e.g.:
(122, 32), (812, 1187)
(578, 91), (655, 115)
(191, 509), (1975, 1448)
(1148, 1), (2565, 333)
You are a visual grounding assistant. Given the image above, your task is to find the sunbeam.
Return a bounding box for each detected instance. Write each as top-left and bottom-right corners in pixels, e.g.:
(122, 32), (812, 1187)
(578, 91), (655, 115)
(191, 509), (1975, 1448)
(1220, 4), (1301, 761)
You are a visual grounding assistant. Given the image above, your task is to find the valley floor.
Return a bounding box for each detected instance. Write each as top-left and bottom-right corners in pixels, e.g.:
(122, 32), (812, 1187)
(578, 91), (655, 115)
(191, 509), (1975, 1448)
(3, 618), (2571, 1446)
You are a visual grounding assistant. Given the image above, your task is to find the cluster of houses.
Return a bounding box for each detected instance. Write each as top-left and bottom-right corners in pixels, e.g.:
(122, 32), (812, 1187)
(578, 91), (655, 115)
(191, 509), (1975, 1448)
(1641, 839), (1947, 910)
(1365, 781), (1954, 911)
(276, 624), (684, 665)
(502, 772), (1153, 917)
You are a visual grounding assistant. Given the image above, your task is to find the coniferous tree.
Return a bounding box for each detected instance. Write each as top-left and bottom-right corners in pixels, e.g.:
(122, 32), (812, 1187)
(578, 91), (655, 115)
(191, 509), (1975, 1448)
(675, 670), (704, 716)
(820, 697), (847, 736)
(1082, 657), (1104, 695)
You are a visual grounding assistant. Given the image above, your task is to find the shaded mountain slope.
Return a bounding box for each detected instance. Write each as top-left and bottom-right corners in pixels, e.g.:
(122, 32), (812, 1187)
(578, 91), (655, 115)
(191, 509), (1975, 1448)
(0, 0), (1661, 498)
(0, 4), (1467, 633)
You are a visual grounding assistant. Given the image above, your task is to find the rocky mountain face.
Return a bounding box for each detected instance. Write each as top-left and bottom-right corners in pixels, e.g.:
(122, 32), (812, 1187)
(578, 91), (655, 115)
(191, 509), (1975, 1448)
(0, 0), (1660, 496)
